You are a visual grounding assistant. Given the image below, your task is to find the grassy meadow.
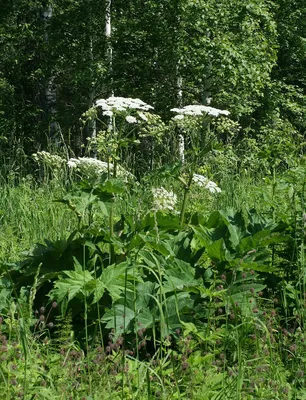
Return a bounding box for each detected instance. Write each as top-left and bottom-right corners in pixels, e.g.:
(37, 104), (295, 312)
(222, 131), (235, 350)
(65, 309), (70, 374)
(0, 106), (306, 400)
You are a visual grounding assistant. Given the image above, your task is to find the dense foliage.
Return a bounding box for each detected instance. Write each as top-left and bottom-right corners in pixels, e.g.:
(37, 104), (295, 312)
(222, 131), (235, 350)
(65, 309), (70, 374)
(1, 1), (306, 399)
(1, 0), (306, 173)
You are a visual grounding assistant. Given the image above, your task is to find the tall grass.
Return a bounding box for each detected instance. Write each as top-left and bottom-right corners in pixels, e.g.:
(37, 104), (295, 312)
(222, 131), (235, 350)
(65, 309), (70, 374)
(0, 177), (76, 265)
(0, 165), (306, 399)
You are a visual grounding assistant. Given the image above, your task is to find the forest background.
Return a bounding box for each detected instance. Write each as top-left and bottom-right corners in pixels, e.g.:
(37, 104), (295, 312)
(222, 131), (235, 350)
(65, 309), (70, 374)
(0, 0), (305, 168)
(1, 1), (306, 399)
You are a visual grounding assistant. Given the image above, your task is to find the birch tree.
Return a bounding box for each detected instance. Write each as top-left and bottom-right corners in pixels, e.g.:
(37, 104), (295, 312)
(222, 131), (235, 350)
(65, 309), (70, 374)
(42, 4), (60, 141)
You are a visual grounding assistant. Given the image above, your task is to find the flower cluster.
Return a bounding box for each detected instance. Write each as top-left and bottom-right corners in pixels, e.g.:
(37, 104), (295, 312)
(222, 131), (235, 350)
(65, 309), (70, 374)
(32, 151), (65, 169)
(152, 187), (177, 212)
(95, 97), (154, 118)
(125, 115), (138, 124)
(192, 174), (221, 194)
(171, 105), (230, 119)
(67, 157), (133, 181)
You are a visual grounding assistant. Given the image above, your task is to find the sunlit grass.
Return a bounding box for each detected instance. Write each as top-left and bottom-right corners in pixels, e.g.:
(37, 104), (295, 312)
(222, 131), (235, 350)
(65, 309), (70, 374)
(0, 164), (305, 399)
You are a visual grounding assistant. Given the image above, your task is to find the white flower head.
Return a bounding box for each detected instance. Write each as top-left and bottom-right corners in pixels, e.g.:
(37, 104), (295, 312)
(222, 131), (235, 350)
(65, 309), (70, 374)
(67, 157), (133, 181)
(173, 114), (185, 120)
(171, 104), (230, 118)
(125, 115), (138, 124)
(67, 159), (78, 168)
(103, 110), (113, 117)
(152, 187), (177, 212)
(138, 112), (148, 121)
(95, 96), (154, 114)
(193, 174), (221, 194)
(32, 151), (65, 168)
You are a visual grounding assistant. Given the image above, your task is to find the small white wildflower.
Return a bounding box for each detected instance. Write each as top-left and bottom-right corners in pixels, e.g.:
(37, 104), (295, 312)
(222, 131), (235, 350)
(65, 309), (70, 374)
(125, 115), (138, 124)
(171, 105), (230, 118)
(152, 187), (177, 212)
(205, 181), (222, 194)
(193, 174), (221, 194)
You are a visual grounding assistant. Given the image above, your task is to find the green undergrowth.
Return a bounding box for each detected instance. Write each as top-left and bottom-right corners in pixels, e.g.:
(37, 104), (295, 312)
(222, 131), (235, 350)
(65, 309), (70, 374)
(0, 178), (76, 265)
(0, 163), (306, 399)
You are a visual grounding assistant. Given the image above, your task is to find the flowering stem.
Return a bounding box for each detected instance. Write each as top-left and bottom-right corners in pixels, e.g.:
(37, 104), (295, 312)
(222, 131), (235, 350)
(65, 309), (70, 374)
(180, 171), (194, 227)
(109, 114), (116, 265)
(109, 207), (114, 263)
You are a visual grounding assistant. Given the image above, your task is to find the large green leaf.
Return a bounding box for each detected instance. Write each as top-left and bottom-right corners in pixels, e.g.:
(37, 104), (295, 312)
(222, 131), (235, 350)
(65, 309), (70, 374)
(51, 269), (94, 302)
(102, 304), (135, 332)
(98, 261), (142, 302)
(206, 238), (226, 261)
(136, 307), (155, 329)
(165, 292), (194, 321)
(135, 281), (156, 310)
(139, 234), (175, 257)
(163, 259), (198, 293)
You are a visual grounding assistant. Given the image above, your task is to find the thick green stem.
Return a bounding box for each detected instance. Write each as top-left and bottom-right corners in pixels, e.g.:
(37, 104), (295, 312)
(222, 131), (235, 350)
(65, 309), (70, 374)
(109, 207), (114, 264)
(109, 115), (117, 265)
(83, 244), (92, 394)
(180, 171), (194, 227)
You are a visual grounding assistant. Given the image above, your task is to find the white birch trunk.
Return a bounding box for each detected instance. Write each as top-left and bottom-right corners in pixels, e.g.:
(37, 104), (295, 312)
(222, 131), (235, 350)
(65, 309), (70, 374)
(177, 63), (185, 163)
(88, 37), (97, 154)
(43, 5), (60, 141)
(105, 0), (113, 96)
(105, 0), (114, 138)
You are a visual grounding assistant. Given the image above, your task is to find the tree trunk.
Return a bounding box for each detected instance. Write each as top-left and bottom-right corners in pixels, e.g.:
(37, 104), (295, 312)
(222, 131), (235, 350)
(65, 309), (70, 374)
(88, 36), (97, 154)
(176, 61), (185, 163)
(43, 5), (60, 143)
(105, 0), (113, 96)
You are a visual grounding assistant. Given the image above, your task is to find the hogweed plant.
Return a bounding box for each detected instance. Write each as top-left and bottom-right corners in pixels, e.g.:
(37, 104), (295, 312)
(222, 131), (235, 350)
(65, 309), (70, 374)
(4, 92), (306, 399)
(192, 173), (222, 194)
(78, 96), (167, 267)
(83, 96), (164, 176)
(170, 104), (230, 225)
(152, 187), (177, 213)
(67, 157), (133, 183)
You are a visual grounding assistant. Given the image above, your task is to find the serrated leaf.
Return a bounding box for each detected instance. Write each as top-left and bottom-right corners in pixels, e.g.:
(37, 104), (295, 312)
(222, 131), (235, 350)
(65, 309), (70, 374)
(91, 280), (106, 304)
(52, 269), (94, 302)
(136, 307), (154, 329)
(206, 238), (226, 261)
(99, 262), (141, 301)
(102, 304), (135, 332)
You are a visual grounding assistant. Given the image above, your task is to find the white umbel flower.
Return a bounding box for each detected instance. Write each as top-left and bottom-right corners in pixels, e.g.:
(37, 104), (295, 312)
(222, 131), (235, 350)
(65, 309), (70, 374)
(171, 105), (230, 118)
(103, 110), (113, 117)
(32, 151), (65, 169)
(173, 114), (185, 121)
(95, 97), (154, 115)
(138, 112), (148, 121)
(152, 187), (177, 212)
(67, 157), (133, 180)
(67, 159), (78, 168)
(193, 174), (221, 194)
(125, 115), (138, 124)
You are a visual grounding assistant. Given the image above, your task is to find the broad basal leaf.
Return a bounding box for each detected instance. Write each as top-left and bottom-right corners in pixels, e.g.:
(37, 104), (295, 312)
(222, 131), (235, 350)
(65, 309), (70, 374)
(99, 262), (141, 302)
(51, 269), (94, 302)
(206, 238), (226, 261)
(102, 304), (135, 333)
(163, 259), (197, 293)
